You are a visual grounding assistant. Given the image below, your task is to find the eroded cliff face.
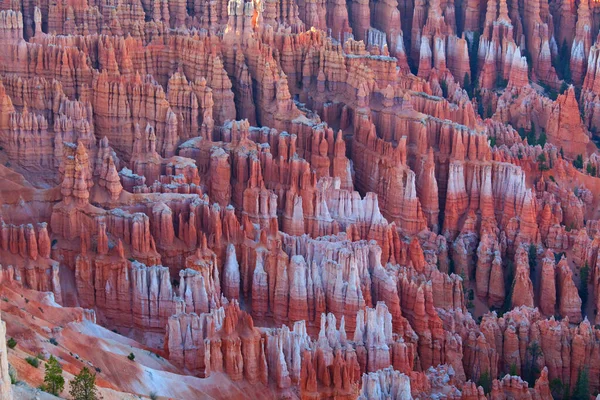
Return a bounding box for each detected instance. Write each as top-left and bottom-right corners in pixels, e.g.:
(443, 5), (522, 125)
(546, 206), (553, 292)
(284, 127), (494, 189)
(0, 310), (11, 400)
(1, 0), (600, 399)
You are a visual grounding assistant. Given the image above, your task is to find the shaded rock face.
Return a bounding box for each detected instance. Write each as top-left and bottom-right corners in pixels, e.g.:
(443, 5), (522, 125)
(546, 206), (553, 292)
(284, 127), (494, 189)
(1, 1), (600, 399)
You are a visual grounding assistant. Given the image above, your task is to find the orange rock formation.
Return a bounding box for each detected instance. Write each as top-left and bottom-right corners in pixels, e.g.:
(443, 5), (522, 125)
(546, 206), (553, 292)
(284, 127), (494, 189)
(0, 1), (599, 399)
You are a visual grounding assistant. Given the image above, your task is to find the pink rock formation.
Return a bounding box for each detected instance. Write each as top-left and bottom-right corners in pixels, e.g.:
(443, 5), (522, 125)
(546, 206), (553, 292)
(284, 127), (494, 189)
(1, 2), (600, 399)
(570, 0), (592, 86)
(357, 367), (411, 399)
(547, 86), (590, 158)
(556, 257), (583, 323)
(511, 246), (535, 309)
(539, 250), (557, 317)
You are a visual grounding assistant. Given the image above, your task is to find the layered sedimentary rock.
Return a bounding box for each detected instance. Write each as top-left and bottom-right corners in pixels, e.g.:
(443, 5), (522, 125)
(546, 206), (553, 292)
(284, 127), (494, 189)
(570, 0), (592, 86)
(2, 1), (600, 399)
(546, 86), (590, 158)
(0, 220), (61, 303)
(539, 250), (556, 317)
(167, 300), (416, 396)
(167, 300), (266, 380)
(357, 367), (411, 400)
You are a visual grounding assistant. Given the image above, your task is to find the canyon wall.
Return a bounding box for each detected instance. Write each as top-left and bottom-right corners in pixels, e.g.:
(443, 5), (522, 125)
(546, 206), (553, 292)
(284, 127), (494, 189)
(1, 0), (600, 398)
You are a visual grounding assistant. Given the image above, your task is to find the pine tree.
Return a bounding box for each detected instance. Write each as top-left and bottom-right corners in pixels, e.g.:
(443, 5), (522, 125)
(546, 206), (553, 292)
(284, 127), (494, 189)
(574, 154), (584, 169)
(477, 371), (492, 394)
(537, 153), (549, 171)
(538, 130), (547, 147)
(528, 244), (537, 273)
(525, 341), (542, 385)
(527, 125), (537, 145)
(440, 80), (448, 98)
(559, 40), (572, 83)
(550, 378), (564, 399)
(464, 73), (472, 97)
(469, 33), (480, 80)
(43, 355), (64, 396)
(69, 367), (99, 400)
(573, 368), (590, 400)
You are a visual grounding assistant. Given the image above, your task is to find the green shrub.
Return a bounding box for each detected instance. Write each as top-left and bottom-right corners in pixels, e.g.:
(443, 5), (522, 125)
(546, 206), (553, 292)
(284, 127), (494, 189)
(528, 244), (537, 273)
(538, 131), (547, 147)
(524, 341), (542, 385)
(550, 378), (564, 400)
(477, 371), (492, 394)
(440, 80), (448, 98)
(128, 353), (135, 361)
(7, 338), (17, 349)
(574, 154), (584, 169)
(8, 364), (17, 384)
(25, 356), (40, 368)
(586, 163), (597, 176)
(557, 40), (572, 83)
(537, 153), (549, 171)
(573, 368), (590, 400)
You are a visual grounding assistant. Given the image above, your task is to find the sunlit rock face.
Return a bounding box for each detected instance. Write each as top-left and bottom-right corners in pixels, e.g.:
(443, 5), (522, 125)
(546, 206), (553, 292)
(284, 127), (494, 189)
(0, 1), (599, 399)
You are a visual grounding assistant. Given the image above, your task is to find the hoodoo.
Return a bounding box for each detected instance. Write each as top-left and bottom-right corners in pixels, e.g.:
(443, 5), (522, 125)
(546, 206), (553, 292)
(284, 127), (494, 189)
(0, 0), (599, 399)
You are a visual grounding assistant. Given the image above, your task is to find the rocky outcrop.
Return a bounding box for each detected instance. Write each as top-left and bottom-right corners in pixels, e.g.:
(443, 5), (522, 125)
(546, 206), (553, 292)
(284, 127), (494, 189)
(357, 367), (411, 400)
(167, 300), (266, 380)
(2, 1), (600, 399)
(0, 220), (61, 303)
(0, 310), (11, 400)
(168, 300), (416, 396)
(556, 257), (582, 323)
(511, 246), (535, 309)
(546, 86), (590, 158)
(539, 250), (556, 317)
(76, 254), (182, 330)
